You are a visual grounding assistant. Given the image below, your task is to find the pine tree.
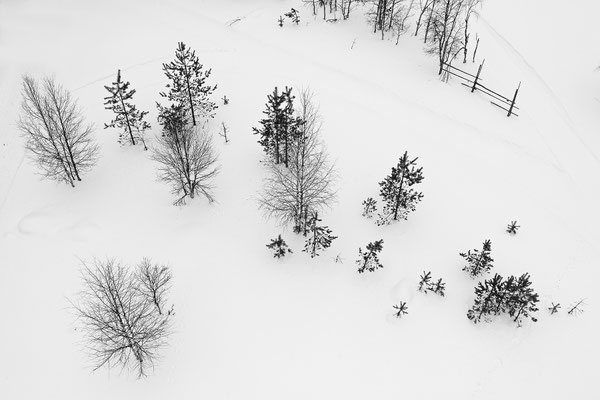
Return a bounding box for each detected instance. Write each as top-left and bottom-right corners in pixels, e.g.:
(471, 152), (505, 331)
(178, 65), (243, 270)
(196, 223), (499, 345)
(505, 273), (539, 326)
(460, 239), (494, 278)
(303, 212), (338, 258)
(285, 8), (301, 24)
(104, 70), (150, 149)
(393, 301), (408, 318)
(356, 239), (384, 273)
(507, 220), (520, 234)
(362, 197), (377, 218)
(252, 87), (301, 166)
(377, 151), (424, 225)
(418, 271), (432, 292)
(467, 273), (539, 326)
(160, 42), (217, 127)
(266, 234), (293, 258)
(418, 271), (446, 296)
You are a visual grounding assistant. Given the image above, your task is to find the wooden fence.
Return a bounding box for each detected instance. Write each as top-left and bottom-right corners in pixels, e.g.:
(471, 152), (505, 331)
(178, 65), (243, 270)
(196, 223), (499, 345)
(442, 60), (521, 117)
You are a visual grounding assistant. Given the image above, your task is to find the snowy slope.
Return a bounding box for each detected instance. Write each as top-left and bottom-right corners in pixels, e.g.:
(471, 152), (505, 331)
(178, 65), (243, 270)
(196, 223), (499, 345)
(0, 0), (599, 399)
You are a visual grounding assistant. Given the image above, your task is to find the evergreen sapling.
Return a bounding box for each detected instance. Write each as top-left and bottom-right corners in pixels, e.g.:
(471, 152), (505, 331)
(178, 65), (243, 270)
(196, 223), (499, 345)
(377, 151), (424, 225)
(362, 197), (377, 218)
(460, 239), (494, 278)
(303, 212), (338, 258)
(160, 42), (217, 126)
(104, 70), (150, 149)
(266, 235), (293, 258)
(393, 302), (408, 318)
(356, 239), (384, 273)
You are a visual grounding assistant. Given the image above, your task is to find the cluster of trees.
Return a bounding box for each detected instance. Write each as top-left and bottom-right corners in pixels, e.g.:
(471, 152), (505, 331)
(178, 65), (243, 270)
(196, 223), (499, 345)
(303, 0), (358, 21)
(71, 258), (174, 378)
(418, 270), (446, 296)
(255, 87), (336, 234)
(18, 41), (220, 206)
(467, 273), (539, 326)
(300, 1), (484, 75)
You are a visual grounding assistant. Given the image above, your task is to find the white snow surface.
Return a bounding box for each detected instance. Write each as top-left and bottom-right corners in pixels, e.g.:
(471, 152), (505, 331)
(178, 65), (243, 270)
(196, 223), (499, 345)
(1, 0), (599, 399)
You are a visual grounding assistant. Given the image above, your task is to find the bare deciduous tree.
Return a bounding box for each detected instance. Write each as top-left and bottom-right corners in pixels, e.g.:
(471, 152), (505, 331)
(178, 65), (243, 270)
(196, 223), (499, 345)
(18, 75), (98, 187)
(72, 259), (174, 378)
(259, 89), (336, 233)
(152, 108), (219, 205)
(425, 0), (465, 75)
(462, 0), (482, 63)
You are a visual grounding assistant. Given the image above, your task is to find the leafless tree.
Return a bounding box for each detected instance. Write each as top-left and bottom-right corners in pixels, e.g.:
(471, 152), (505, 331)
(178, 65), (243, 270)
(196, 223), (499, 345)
(137, 258), (173, 316)
(259, 89), (336, 233)
(425, 0), (465, 75)
(462, 0), (482, 63)
(218, 122), (229, 143)
(414, 0), (434, 36)
(152, 110), (219, 205)
(18, 76), (98, 187)
(72, 259), (174, 378)
(368, 0), (414, 40)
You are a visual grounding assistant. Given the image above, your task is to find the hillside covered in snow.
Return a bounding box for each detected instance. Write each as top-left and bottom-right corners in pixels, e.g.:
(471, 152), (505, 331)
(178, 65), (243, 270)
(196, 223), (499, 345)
(1, 0), (599, 399)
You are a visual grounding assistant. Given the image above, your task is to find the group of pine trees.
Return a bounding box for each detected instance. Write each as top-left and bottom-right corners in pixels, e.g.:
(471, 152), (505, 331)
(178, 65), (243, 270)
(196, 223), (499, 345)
(467, 273), (539, 326)
(460, 239), (540, 326)
(256, 87), (337, 235)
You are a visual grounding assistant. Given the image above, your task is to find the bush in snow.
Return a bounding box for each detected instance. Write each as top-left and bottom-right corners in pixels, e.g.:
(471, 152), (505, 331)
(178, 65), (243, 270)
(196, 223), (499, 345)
(467, 272), (539, 326)
(356, 239), (384, 273)
(159, 42), (217, 126)
(393, 301), (408, 318)
(152, 105), (219, 205)
(548, 302), (561, 315)
(72, 258), (174, 378)
(418, 270), (446, 296)
(103, 69), (150, 149)
(362, 197), (377, 218)
(377, 151), (424, 225)
(284, 8), (300, 24)
(506, 220), (519, 235)
(18, 75), (99, 187)
(460, 239), (494, 278)
(267, 234), (293, 258)
(303, 212), (338, 258)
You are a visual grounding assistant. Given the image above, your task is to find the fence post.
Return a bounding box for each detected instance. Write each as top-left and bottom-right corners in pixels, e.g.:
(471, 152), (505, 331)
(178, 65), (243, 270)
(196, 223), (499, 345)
(471, 59), (485, 93)
(507, 81), (521, 117)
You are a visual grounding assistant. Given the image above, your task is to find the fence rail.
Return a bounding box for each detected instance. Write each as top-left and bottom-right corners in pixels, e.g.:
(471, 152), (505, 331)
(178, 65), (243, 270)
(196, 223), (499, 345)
(442, 60), (520, 117)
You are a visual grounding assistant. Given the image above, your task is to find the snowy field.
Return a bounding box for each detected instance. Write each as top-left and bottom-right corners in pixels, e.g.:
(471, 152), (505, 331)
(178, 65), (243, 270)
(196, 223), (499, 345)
(1, 0), (599, 399)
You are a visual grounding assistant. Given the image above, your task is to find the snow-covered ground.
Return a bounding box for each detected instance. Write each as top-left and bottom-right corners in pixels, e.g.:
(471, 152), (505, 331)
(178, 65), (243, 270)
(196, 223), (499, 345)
(1, 0), (599, 398)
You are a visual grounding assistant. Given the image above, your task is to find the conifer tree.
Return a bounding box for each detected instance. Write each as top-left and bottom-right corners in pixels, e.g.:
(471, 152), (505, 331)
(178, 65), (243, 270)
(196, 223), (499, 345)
(362, 197), (377, 218)
(303, 212), (338, 258)
(356, 239), (384, 273)
(377, 151), (424, 225)
(460, 239), (494, 277)
(393, 301), (408, 318)
(253, 86), (301, 167)
(104, 70), (150, 149)
(160, 42), (217, 127)
(467, 273), (539, 326)
(285, 8), (301, 24)
(266, 234), (293, 258)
